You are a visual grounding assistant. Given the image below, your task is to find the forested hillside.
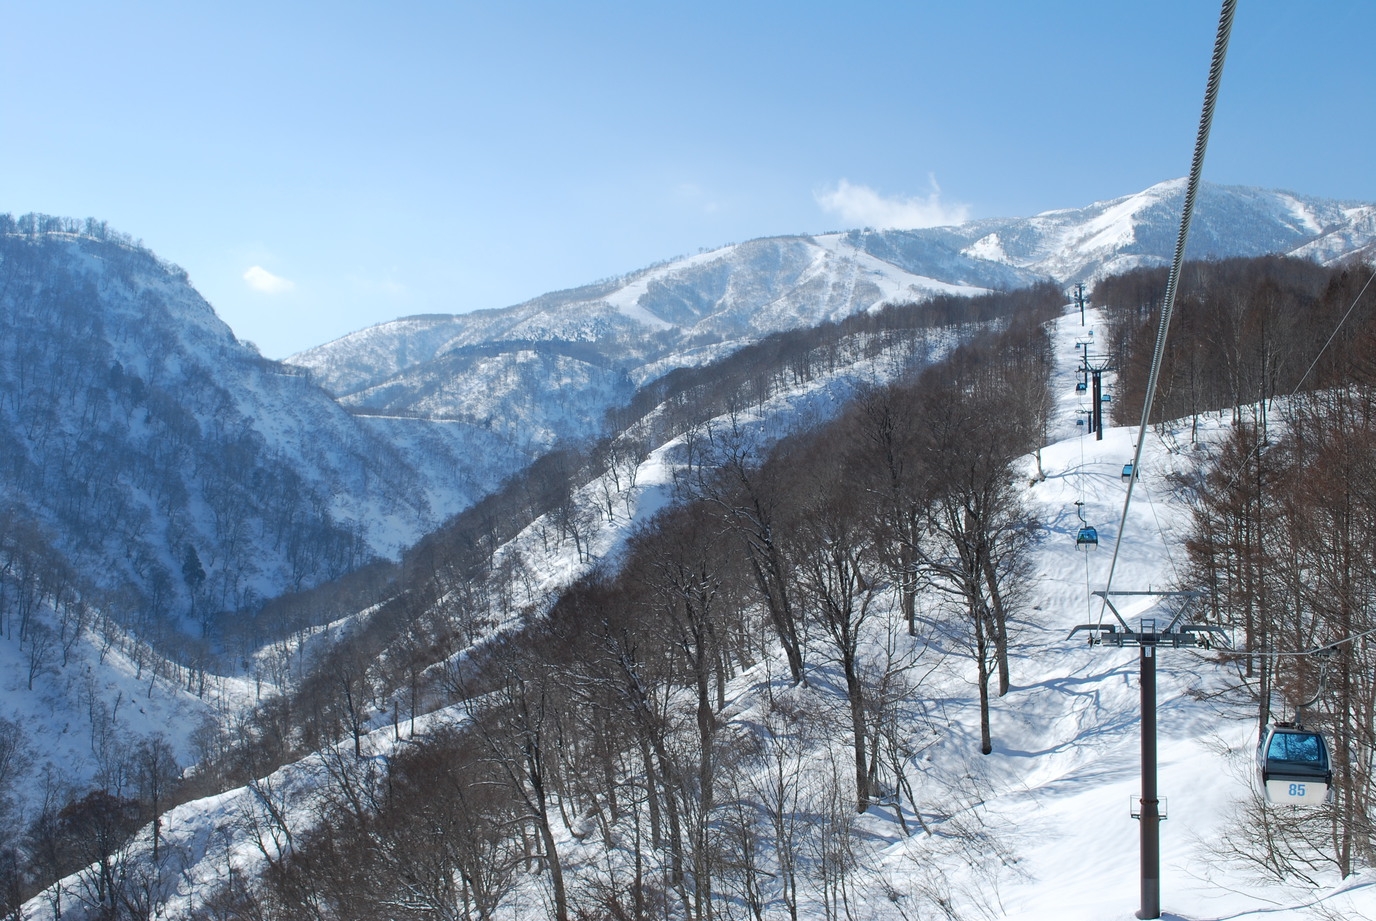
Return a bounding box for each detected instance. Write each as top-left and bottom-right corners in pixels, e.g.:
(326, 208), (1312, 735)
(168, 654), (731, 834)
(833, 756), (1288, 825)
(201, 284), (1065, 790)
(0, 219), (423, 628)
(3, 274), (1064, 918)
(230, 307), (1058, 921)
(174, 257), (1376, 920)
(0, 216), (544, 691)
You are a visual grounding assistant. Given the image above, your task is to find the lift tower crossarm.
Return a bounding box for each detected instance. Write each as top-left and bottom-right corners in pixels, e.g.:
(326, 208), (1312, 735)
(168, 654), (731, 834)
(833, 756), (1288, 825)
(1068, 590), (1226, 648)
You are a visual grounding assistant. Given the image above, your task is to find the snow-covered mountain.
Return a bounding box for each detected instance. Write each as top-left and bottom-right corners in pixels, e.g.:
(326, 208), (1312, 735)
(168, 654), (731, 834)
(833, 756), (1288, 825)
(290, 180), (1376, 438)
(292, 236), (993, 447)
(0, 218), (517, 628)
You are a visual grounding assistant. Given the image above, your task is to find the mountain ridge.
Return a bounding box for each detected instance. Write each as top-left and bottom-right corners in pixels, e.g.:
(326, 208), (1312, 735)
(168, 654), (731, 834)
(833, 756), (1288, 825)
(0, 221), (518, 627)
(289, 180), (1376, 427)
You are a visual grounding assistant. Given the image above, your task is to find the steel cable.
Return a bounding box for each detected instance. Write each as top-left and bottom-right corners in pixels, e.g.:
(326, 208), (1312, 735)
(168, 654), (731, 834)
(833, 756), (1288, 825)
(1099, 0), (1237, 618)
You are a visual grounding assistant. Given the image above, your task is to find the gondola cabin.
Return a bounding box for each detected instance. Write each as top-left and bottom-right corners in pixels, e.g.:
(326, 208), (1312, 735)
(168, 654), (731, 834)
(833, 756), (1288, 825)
(1257, 724), (1331, 805)
(1101, 394), (1112, 403)
(1076, 526), (1098, 549)
(1122, 463), (1135, 480)
(1075, 381), (1087, 392)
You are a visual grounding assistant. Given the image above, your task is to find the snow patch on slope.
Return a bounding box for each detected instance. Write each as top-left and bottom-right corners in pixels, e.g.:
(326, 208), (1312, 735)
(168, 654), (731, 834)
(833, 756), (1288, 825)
(1278, 191), (1323, 234)
(601, 248), (733, 329)
(962, 231), (1009, 262)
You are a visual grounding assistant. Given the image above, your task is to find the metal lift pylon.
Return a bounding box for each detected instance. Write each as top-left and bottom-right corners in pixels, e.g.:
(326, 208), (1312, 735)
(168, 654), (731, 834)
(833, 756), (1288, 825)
(1069, 591), (1227, 919)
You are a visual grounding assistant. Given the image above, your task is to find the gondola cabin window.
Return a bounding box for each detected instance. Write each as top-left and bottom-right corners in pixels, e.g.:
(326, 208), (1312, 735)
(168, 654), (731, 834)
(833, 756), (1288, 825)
(1267, 730), (1323, 765)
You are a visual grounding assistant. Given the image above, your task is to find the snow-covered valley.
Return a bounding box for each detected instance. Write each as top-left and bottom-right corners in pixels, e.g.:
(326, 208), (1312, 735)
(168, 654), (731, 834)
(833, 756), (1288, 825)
(15, 304), (1376, 920)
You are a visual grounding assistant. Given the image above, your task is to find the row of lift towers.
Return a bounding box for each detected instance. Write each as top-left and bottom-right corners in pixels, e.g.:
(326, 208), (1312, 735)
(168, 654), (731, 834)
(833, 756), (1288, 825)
(1066, 9), (1333, 917)
(1067, 283), (1332, 919)
(1070, 283), (1193, 919)
(1074, 283), (1115, 443)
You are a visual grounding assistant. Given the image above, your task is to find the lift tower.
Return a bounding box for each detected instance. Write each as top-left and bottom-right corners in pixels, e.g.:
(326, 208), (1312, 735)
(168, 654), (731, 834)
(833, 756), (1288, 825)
(1080, 354), (1114, 441)
(1070, 592), (1225, 919)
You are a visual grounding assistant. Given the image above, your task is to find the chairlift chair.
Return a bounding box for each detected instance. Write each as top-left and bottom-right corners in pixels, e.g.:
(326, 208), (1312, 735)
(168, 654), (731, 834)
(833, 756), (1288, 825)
(1257, 724), (1332, 805)
(1073, 501), (1097, 549)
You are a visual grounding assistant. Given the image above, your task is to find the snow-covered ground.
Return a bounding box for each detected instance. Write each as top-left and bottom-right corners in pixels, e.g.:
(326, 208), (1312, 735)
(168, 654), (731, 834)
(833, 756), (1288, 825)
(21, 305), (1376, 920)
(0, 613), (251, 821)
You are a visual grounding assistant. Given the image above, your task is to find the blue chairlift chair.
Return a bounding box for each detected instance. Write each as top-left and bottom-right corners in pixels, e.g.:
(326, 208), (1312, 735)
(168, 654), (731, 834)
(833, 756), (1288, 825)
(1074, 501), (1097, 549)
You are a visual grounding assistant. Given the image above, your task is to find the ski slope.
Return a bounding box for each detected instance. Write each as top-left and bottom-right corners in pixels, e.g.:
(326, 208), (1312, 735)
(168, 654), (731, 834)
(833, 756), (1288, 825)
(953, 308), (1376, 919)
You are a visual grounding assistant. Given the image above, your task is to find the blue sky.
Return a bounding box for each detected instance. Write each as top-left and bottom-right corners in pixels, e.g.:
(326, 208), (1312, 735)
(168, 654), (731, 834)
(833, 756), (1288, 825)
(3, 1), (1372, 358)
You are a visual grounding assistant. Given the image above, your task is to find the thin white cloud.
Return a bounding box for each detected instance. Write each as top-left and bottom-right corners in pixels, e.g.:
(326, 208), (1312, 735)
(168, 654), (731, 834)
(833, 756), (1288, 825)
(345, 274), (408, 298)
(816, 176), (970, 229)
(243, 265), (296, 294)
(675, 182), (721, 215)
